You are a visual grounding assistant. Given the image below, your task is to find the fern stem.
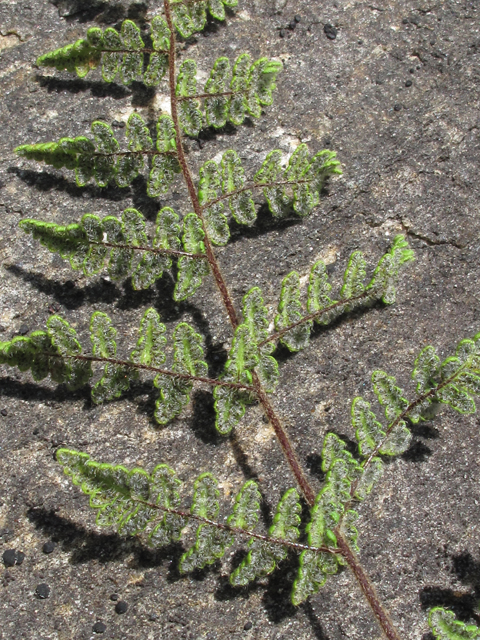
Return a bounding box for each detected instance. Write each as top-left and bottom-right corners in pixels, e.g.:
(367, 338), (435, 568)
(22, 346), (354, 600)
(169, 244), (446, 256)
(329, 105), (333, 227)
(258, 290), (373, 348)
(163, 8), (403, 639)
(251, 370), (317, 506)
(52, 352), (254, 391)
(91, 150), (177, 158)
(164, 0), (239, 329)
(90, 240), (206, 260)
(136, 497), (338, 555)
(336, 533), (402, 640)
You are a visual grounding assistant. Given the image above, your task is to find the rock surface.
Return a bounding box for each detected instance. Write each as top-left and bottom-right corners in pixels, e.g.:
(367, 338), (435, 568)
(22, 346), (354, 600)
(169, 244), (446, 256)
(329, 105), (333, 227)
(0, 1), (479, 639)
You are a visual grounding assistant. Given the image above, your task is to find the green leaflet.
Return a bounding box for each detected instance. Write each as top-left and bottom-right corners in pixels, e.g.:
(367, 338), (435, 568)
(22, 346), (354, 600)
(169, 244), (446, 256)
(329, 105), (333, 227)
(205, 57), (231, 129)
(428, 607), (480, 640)
(241, 287), (278, 392)
(340, 251), (366, 299)
(154, 322), (208, 425)
(156, 115), (177, 153)
(198, 159), (230, 245)
(180, 474), (231, 572)
(254, 150), (289, 218)
(229, 53), (251, 125)
(90, 312), (117, 358)
(307, 260), (337, 323)
(213, 324), (258, 434)
(321, 433), (361, 478)
(351, 396), (410, 457)
(367, 234), (415, 304)
(126, 113), (153, 151)
(221, 150), (256, 225)
(148, 465), (186, 547)
(412, 345), (440, 393)
(176, 60), (203, 137)
(230, 488), (301, 587)
(131, 308), (166, 367)
(291, 550), (338, 606)
(275, 271), (312, 351)
(284, 145), (317, 217)
(89, 312), (132, 404)
(151, 16), (171, 51)
(436, 384), (476, 414)
(37, 20), (162, 85)
(148, 154), (181, 197)
(371, 370), (408, 421)
(245, 58), (283, 118)
(174, 213), (209, 301)
(355, 458), (383, 501)
(20, 207), (185, 292)
(172, 4), (195, 38)
(227, 480), (261, 531)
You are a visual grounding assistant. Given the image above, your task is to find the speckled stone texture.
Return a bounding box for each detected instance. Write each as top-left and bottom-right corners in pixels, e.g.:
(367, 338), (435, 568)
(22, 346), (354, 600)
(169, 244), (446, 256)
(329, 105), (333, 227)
(1, 1), (479, 639)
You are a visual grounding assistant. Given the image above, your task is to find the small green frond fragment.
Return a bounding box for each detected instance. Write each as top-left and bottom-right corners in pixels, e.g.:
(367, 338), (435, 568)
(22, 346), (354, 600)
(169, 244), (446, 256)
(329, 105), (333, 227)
(126, 113), (153, 151)
(47, 315), (82, 356)
(428, 607), (480, 640)
(180, 474), (231, 572)
(221, 150), (256, 225)
(156, 115), (177, 153)
(149, 464), (186, 546)
(371, 370), (408, 421)
(151, 16), (171, 51)
(254, 149), (289, 218)
(131, 308), (166, 367)
(367, 235), (414, 304)
(412, 345), (440, 394)
(436, 385), (476, 414)
(229, 53), (251, 125)
(147, 154), (181, 197)
(275, 271), (311, 351)
(172, 4), (195, 38)
(227, 480), (261, 531)
(230, 488), (301, 587)
(90, 312), (116, 358)
(205, 57), (231, 129)
(351, 397), (384, 457)
(307, 260), (336, 321)
(204, 203), (230, 246)
(291, 550), (338, 606)
(321, 433), (360, 477)
(340, 251), (366, 299)
(355, 458), (383, 500)
(174, 214), (209, 301)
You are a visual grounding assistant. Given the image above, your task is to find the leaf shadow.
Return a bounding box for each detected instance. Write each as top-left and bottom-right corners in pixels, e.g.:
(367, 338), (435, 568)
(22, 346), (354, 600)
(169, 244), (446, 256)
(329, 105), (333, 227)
(0, 376), (90, 404)
(50, 0), (148, 25)
(6, 264), (122, 310)
(228, 202), (303, 245)
(26, 507), (183, 567)
(420, 551), (480, 624)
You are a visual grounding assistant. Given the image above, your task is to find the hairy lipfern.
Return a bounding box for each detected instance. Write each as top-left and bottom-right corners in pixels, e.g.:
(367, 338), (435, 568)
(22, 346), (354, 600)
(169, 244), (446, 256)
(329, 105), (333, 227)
(5, 2), (478, 639)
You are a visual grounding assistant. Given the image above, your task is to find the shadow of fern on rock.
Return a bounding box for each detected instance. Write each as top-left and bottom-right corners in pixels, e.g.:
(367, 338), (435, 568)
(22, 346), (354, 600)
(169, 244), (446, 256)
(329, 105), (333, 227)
(27, 507), (181, 566)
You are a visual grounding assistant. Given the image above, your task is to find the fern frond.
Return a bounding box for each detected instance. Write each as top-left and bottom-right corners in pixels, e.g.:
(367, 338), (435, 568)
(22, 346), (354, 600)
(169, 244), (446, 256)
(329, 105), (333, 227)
(0, 310), (254, 424)
(262, 237), (414, 353)
(37, 19), (169, 85)
(428, 607), (480, 639)
(20, 207), (207, 294)
(16, 114), (181, 192)
(56, 449), (335, 597)
(171, 0), (238, 38)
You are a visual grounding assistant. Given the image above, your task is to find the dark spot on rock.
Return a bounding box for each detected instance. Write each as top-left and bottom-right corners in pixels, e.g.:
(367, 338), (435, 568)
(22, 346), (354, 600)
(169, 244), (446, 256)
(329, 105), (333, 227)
(244, 621), (253, 630)
(0, 409), (7, 416)
(33, 428), (39, 435)
(289, 20), (296, 29)
(35, 583), (50, 599)
(42, 541), (55, 554)
(115, 600), (128, 614)
(402, 17), (409, 24)
(294, 15), (301, 22)
(405, 79), (413, 87)
(394, 103), (402, 111)
(19, 324), (29, 335)
(324, 24), (337, 40)
(358, 39), (363, 44)
(93, 622), (106, 634)
(110, 593), (119, 601)
(16, 552), (25, 565)
(279, 28), (285, 37)
(409, 68), (415, 73)
(148, 613), (159, 621)
(3, 549), (16, 567)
